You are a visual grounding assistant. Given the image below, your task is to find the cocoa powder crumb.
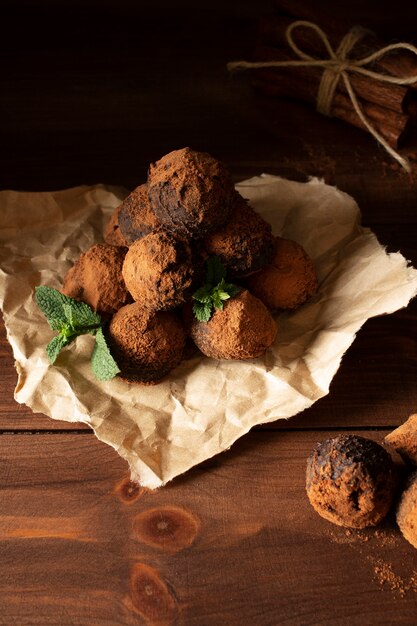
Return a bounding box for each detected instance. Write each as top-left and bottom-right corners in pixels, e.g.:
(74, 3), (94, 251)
(368, 557), (417, 597)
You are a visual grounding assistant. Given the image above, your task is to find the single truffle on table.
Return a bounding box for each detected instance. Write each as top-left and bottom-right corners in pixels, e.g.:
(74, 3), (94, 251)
(187, 289), (276, 360)
(204, 191), (275, 277)
(385, 414), (417, 466)
(103, 205), (129, 247)
(396, 472), (417, 549)
(107, 302), (186, 384)
(62, 243), (131, 315)
(122, 227), (195, 311)
(247, 237), (318, 310)
(147, 147), (235, 237)
(306, 435), (397, 529)
(117, 183), (160, 245)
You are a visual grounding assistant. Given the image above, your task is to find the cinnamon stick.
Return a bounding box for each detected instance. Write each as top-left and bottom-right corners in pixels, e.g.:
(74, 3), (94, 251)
(257, 15), (413, 114)
(252, 44), (410, 148)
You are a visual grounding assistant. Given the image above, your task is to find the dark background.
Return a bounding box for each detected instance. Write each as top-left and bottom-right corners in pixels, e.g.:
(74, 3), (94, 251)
(2, 0), (417, 193)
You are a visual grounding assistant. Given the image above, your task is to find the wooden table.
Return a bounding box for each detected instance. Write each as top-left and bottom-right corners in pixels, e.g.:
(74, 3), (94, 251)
(1, 1), (417, 624)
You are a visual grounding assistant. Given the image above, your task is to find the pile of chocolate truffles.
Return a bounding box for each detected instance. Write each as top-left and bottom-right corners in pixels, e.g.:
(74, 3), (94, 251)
(62, 147), (318, 384)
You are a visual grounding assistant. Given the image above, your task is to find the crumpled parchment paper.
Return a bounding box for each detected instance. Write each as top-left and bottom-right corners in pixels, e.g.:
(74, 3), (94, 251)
(1, 175), (416, 488)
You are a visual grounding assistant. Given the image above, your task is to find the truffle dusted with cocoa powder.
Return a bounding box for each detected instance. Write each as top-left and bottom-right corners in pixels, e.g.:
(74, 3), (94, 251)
(62, 243), (131, 315)
(122, 228), (195, 311)
(247, 237), (318, 310)
(118, 183), (160, 245)
(396, 472), (417, 549)
(188, 289), (276, 360)
(385, 414), (417, 466)
(204, 192), (275, 276)
(306, 434), (397, 529)
(103, 205), (129, 247)
(107, 302), (186, 384)
(147, 147), (235, 237)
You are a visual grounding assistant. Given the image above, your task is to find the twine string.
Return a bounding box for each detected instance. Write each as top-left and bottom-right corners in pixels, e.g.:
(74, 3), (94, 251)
(228, 20), (417, 171)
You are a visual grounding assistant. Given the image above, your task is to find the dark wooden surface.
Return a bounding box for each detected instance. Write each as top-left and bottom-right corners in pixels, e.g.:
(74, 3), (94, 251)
(1, 1), (417, 624)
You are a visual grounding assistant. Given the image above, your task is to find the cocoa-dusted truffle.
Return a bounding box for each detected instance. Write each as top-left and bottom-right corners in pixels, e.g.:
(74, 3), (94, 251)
(118, 183), (160, 245)
(306, 434), (397, 529)
(188, 289), (276, 360)
(396, 472), (417, 549)
(147, 147), (235, 237)
(122, 228), (195, 311)
(103, 205), (129, 247)
(247, 237), (318, 310)
(62, 243), (131, 315)
(204, 192), (275, 276)
(385, 414), (417, 466)
(108, 302), (186, 384)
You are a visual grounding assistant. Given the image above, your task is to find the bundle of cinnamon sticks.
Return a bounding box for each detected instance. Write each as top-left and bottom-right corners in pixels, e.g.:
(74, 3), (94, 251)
(241, 2), (417, 152)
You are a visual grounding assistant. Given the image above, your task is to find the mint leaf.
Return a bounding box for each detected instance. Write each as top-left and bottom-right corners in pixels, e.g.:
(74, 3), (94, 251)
(46, 334), (71, 364)
(91, 327), (121, 381)
(193, 300), (212, 323)
(191, 257), (241, 322)
(206, 256), (226, 286)
(223, 283), (241, 298)
(35, 285), (70, 330)
(192, 285), (212, 303)
(36, 285), (108, 379)
(64, 299), (101, 330)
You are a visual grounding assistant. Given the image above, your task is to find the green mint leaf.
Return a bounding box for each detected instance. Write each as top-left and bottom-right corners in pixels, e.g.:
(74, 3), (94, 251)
(91, 327), (121, 381)
(36, 285), (101, 333)
(35, 285), (70, 330)
(62, 302), (76, 327)
(193, 300), (212, 323)
(223, 283), (241, 298)
(191, 258), (241, 322)
(206, 256), (226, 286)
(45, 334), (72, 364)
(66, 299), (101, 330)
(192, 286), (212, 303)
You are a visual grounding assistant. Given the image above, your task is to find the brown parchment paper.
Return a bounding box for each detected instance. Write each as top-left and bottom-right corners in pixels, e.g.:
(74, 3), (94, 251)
(1, 176), (417, 488)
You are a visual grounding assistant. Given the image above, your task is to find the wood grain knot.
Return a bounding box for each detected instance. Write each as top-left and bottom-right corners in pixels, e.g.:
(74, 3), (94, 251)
(133, 505), (200, 553)
(114, 477), (145, 504)
(130, 562), (178, 626)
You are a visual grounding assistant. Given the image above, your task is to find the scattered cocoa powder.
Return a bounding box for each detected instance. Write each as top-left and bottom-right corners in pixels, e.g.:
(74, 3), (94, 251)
(368, 556), (417, 597)
(187, 289), (277, 360)
(62, 243), (131, 315)
(147, 147), (235, 237)
(247, 237), (318, 310)
(204, 191), (274, 276)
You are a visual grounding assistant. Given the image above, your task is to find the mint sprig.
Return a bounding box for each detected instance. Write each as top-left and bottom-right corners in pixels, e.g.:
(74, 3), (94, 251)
(35, 286), (120, 381)
(192, 258), (241, 323)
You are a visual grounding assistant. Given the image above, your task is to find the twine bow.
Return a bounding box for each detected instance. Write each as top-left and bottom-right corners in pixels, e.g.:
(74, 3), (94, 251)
(228, 20), (417, 171)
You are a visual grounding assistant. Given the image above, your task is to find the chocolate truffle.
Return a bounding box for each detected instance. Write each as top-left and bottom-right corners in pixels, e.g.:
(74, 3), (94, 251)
(118, 183), (160, 245)
(385, 414), (417, 466)
(103, 205), (129, 247)
(204, 192), (275, 276)
(306, 435), (397, 529)
(122, 228), (195, 311)
(188, 289), (276, 360)
(247, 237), (318, 310)
(396, 472), (417, 549)
(62, 243), (131, 315)
(108, 302), (186, 384)
(147, 147), (235, 237)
